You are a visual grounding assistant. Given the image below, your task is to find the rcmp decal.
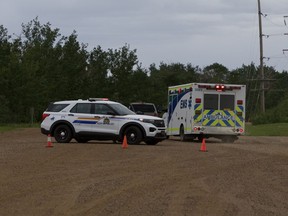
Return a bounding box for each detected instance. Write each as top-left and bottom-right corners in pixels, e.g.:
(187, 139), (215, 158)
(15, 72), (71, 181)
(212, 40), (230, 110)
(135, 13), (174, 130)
(73, 117), (114, 125)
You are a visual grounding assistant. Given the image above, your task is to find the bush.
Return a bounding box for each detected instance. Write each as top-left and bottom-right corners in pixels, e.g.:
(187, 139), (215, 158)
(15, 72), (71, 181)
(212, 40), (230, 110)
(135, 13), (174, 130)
(0, 95), (12, 123)
(252, 97), (288, 125)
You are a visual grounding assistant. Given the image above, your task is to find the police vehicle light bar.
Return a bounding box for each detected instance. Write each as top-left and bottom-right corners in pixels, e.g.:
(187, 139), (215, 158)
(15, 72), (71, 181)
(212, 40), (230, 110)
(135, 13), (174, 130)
(88, 98), (109, 101)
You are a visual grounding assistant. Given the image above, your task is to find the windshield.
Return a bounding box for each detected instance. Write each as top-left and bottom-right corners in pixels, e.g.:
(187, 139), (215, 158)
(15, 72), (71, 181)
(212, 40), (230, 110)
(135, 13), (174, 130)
(109, 103), (136, 115)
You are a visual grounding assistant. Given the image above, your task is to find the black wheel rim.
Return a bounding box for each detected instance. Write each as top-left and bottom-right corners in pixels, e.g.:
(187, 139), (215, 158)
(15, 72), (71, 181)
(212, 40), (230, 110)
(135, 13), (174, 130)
(56, 128), (68, 141)
(127, 130), (137, 143)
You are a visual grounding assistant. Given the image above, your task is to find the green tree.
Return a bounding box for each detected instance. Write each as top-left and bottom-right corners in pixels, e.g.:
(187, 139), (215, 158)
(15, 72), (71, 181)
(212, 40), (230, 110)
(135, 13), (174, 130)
(107, 44), (138, 103)
(85, 46), (110, 98)
(57, 31), (88, 100)
(0, 25), (13, 122)
(202, 63), (229, 83)
(19, 18), (64, 121)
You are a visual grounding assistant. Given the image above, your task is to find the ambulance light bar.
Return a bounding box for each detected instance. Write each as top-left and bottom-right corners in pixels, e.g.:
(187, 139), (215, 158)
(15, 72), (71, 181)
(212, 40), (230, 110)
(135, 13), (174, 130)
(198, 84), (241, 91)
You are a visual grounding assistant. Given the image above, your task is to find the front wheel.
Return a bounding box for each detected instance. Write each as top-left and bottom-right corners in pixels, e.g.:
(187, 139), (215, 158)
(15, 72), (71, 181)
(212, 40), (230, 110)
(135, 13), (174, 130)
(54, 125), (72, 143)
(124, 126), (142, 145)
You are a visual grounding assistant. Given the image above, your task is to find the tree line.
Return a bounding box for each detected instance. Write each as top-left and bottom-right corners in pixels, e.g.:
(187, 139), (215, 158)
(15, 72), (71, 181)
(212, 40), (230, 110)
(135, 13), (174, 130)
(0, 18), (288, 124)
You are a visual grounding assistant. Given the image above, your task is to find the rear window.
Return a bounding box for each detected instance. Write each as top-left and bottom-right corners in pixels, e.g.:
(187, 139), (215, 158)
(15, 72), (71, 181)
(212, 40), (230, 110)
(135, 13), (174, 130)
(46, 103), (69, 112)
(203, 94), (235, 111)
(220, 95), (235, 110)
(204, 94), (218, 110)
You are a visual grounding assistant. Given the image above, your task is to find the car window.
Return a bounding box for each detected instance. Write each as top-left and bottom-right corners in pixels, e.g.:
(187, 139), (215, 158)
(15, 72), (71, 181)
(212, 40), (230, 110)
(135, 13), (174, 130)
(94, 104), (114, 115)
(109, 104), (135, 115)
(70, 103), (92, 114)
(46, 103), (69, 112)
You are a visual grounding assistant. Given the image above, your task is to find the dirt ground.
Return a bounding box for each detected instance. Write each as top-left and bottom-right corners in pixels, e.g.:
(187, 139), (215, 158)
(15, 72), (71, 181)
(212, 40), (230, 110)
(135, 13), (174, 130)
(0, 128), (287, 216)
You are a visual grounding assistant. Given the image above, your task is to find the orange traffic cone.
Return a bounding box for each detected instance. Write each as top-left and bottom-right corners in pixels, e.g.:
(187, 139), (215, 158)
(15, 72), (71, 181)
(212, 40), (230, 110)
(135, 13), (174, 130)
(199, 138), (207, 152)
(122, 135), (128, 149)
(46, 134), (53, 148)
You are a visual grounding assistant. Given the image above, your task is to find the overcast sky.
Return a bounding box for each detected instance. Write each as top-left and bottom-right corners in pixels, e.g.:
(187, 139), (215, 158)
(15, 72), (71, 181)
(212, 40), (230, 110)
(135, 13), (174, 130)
(1, 0), (288, 71)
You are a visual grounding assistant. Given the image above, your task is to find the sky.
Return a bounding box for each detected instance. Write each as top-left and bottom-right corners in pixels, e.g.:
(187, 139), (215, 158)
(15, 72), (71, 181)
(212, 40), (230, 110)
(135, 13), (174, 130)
(1, 0), (288, 72)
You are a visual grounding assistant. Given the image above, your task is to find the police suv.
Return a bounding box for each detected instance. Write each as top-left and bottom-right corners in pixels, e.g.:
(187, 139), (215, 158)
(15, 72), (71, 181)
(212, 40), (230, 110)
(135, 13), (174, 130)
(41, 98), (166, 145)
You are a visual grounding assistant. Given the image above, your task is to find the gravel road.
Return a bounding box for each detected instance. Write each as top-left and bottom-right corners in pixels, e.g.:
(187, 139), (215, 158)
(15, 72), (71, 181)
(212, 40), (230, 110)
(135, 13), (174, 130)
(0, 128), (287, 216)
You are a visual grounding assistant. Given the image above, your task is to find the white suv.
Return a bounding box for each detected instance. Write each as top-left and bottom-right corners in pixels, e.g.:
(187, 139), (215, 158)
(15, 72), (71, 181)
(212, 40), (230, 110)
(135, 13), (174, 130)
(41, 98), (166, 145)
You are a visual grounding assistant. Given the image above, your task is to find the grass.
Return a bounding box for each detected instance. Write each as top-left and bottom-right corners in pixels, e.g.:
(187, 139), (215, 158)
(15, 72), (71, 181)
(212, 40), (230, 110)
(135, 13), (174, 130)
(0, 123), (39, 133)
(245, 123), (288, 136)
(1, 123), (288, 136)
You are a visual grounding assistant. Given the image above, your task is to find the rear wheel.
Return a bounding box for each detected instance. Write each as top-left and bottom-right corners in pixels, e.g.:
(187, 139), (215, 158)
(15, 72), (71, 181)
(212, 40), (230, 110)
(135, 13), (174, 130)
(54, 125), (72, 143)
(125, 126), (142, 145)
(180, 125), (186, 141)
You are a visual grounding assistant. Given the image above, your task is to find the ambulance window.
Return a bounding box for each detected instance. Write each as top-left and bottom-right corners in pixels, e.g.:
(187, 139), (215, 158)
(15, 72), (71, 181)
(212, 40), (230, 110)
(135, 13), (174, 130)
(220, 95), (235, 111)
(204, 94), (218, 110)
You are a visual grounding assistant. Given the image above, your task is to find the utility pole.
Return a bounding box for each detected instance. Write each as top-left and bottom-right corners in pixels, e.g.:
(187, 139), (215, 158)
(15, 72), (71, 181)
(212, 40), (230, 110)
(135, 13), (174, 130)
(257, 0), (265, 113)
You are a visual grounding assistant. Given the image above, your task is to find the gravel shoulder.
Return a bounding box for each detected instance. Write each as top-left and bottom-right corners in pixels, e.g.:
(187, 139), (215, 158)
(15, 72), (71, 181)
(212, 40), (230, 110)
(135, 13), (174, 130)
(0, 128), (288, 216)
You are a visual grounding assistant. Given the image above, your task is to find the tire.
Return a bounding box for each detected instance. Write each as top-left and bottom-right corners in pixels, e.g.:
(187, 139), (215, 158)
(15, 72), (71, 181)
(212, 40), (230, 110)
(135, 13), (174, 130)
(145, 140), (159, 145)
(124, 126), (142, 145)
(180, 125), (186, 141)
(198, 135), (204, 143)
(54, 125), (73, 143)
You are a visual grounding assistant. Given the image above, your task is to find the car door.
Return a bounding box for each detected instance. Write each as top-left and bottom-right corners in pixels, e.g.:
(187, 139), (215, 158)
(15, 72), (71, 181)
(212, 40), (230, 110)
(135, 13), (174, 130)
(69, 103), (94, 133)
(90, 103), (119, 135)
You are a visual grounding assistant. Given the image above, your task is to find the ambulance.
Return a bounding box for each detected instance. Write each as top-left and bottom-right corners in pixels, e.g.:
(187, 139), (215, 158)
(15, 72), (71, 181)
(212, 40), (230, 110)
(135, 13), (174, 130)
(165, 83), (246, 143)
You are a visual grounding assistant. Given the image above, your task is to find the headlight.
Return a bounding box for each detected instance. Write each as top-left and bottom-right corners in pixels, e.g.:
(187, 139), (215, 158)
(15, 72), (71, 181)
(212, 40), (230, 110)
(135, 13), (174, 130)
(139, 118), (155, 124)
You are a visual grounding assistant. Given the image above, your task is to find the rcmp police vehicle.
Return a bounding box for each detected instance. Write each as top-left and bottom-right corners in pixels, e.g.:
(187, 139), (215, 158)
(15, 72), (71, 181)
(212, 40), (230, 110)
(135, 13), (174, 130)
(41, 98), (166, 145)
(165, 83), (246, 143)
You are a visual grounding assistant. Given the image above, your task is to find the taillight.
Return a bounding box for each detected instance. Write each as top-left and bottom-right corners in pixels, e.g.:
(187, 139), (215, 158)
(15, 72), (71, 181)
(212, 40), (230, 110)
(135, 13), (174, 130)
(42, 113), (50, 121)
(237, 100), (243, 105)
(195, 98), (201, 103)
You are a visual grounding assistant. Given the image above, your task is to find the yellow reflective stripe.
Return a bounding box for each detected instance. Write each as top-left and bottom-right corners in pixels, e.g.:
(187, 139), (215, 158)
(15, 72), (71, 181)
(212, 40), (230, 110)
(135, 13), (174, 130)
(196, 109), (207, 123)
(169, 84), (192, 92)
(223, 111), (235, 127)
(211, 119), (218, 126)
(202, 110), (215, 126)
(228, 119), (235, 126)
(235, 116), (244, 127)
(195, 104), (203, 110)
(236, 106), (242, 112)
(228, 110), (236, 126)
(218, 120), (226, 126)
(235, 106), (244, 127)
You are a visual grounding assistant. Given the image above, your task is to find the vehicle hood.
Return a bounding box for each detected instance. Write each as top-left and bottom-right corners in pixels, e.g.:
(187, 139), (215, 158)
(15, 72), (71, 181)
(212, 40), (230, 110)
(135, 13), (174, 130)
(124, 114), (162, 120)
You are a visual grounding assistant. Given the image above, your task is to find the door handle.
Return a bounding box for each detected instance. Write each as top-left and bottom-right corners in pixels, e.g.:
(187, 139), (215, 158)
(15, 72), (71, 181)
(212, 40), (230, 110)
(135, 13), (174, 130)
(68, 114), (74, 116)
